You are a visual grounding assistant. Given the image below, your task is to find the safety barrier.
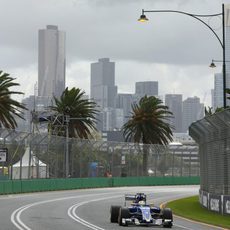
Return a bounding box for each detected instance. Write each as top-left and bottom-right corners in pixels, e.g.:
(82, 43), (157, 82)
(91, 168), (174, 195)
(0, 176), (199, 195)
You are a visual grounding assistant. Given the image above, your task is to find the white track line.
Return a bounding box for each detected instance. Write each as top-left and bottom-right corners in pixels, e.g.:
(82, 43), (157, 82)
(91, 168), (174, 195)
(68, 195), (121, 230)
(11, 192), (121, 230)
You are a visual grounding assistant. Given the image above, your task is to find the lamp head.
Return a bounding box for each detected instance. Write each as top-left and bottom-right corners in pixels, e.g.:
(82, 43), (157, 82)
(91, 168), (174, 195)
(209, 61), (216, 68)
(138, 12), (149, 22)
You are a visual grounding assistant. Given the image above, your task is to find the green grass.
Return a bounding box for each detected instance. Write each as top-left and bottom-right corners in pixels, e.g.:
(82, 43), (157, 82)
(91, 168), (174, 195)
(167, 196), (230, 229)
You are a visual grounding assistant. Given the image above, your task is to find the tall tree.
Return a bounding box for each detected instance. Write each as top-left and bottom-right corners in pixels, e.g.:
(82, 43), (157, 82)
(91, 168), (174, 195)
(122, 96), (173, 176)
(0, 71), (26, 129)
(50, 87), (98, 139)
(204, 106), (225, 116)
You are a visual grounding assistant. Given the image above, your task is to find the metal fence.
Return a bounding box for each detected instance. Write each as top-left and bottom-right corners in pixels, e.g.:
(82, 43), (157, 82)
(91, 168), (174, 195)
(0, 128), (199, 180)
(189, 109), (230, 196)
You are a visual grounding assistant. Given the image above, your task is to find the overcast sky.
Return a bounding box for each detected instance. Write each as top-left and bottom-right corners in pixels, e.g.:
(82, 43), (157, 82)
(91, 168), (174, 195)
(1, 0), (230, 106)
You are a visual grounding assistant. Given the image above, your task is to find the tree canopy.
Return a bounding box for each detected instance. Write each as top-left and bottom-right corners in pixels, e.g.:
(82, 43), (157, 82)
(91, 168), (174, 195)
(122, 95), (173, 145)
(0, 71), (26, 129)
(50, 87), (98, 139)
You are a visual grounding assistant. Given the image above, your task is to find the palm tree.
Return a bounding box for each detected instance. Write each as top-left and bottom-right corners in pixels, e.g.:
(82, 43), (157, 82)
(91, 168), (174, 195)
(204, 106), (225, 116)
(204, 106), (213, 116)
(122, 96), (173, 176)
(50, 87), (98, 139)
(0, 71), (26, 129)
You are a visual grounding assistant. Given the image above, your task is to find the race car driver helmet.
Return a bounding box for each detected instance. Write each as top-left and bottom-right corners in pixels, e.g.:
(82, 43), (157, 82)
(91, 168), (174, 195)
(135, 194), (144, 203)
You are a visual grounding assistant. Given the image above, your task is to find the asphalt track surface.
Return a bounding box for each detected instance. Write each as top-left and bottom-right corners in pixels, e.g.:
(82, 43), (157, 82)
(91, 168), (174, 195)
(0, 185), (224, 230)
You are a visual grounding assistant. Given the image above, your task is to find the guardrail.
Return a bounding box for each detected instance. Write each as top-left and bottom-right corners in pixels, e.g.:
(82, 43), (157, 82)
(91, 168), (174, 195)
(0, 176), (200, 195)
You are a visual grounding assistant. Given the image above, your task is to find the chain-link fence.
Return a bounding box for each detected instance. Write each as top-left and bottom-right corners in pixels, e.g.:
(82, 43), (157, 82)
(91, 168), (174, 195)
(190, 109), (230, 196)
(0, 128), (199, 180)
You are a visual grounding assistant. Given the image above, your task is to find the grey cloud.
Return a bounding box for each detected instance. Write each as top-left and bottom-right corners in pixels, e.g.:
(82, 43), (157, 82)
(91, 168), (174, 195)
(0, 0), (223, 68)
(0, 0), (227, 106)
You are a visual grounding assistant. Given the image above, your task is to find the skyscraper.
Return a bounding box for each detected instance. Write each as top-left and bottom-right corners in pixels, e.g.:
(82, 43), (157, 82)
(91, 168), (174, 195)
(135, 81), (158, 96)
(213, 73), (223, 109)
(38, 25), (66, 99)
(165, 94), (183, 133)
(182, 96), (204, 132)
(116, 93), (133, 122)
(90, 58), (117, 108)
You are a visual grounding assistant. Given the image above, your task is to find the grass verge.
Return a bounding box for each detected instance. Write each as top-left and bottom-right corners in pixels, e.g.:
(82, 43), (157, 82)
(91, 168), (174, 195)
(167, 196), (230, 229)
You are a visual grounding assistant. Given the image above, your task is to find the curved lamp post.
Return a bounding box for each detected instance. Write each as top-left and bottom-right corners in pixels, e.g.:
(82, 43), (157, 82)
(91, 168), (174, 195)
(209, 59), (230, 68)
(138, 4), (227, 108)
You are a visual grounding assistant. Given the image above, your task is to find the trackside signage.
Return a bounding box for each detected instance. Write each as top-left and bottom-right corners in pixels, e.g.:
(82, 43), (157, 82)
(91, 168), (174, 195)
(224, 196), (230, 215)
(199, 190), (230, 215)
(209, 194), (221, 213)
(0, 148), (7, 162)
(202, 191), (208, 208)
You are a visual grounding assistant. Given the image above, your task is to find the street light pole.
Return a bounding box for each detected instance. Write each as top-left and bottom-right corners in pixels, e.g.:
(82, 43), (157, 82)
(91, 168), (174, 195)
(139, 4), (227, 108)
(222, 4), (226, 108)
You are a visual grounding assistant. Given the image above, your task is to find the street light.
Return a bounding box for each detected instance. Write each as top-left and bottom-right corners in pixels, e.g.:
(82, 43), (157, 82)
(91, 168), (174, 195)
(138, 4), (227, 108)
(209, 59), (230, 68)
(209, 59), (218, 68)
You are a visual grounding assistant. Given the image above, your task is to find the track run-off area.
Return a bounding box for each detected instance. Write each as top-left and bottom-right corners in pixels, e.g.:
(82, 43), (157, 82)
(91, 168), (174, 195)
(0, 185), (223, 230)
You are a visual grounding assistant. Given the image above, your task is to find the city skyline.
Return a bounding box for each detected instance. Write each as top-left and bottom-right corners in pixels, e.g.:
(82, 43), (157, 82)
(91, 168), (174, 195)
(1, 0), (230, 106)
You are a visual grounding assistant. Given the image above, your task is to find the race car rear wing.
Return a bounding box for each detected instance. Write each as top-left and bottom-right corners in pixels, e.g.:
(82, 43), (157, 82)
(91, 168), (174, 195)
(125, 194), (136, 201)
(124, 193), (147, 206)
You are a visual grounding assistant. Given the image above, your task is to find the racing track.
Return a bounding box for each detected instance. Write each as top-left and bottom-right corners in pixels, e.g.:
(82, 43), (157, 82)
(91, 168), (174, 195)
(0, 185), (223, 230)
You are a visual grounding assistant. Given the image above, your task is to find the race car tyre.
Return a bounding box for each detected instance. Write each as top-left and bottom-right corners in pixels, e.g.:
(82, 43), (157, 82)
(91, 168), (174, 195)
(162, 208), (173, 228)
(118, 207), (130, 226)
(110, 205), (121, 223)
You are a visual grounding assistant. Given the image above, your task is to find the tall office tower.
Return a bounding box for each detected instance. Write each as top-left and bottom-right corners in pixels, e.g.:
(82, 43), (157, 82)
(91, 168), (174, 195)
(135, 81), (158, 96)
(90, 58), (117, 108)
(96, 108), (124, 131)
(165, 94), (183, 133)
(182, 96), (204, 133)
(38, 25), (66, 100)
(116, 93), (133, 123)
(213, 73), (223, 109)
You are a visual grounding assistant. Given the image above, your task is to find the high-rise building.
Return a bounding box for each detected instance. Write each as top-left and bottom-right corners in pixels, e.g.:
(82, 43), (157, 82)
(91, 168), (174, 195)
(38, 25), (66, 99)
(165, 94), (183, 133)
(213, 73), (223, 109)
(182, 96), (204, 132)
(90, 58), (117, 108)
(116, 93), (133, 122)
(135, 81), (158, 96)
(96, 108), (124, 131)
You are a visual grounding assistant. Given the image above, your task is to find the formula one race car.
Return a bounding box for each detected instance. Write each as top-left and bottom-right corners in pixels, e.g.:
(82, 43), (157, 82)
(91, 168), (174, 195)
(110, 193), (173, 228)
